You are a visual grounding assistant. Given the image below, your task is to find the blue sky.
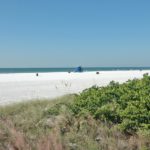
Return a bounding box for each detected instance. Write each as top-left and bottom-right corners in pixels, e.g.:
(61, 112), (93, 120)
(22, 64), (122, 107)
(0, 0), (150, 67)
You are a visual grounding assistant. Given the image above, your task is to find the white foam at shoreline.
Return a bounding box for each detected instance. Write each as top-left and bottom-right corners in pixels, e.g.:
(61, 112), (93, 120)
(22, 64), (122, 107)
(0, 70), (150, 105)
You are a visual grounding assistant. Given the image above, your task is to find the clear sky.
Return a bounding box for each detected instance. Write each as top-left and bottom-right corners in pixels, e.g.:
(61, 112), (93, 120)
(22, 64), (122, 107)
(0, 0), (150, 67)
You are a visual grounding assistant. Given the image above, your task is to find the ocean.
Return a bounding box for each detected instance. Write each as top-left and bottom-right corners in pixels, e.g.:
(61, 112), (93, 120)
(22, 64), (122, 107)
(0, 67), (150, 74)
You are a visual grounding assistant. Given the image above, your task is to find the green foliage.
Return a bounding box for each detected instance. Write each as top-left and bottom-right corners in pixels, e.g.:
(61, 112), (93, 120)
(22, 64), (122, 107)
(0, 91), (149, 149)
(72, 74), (150, 133)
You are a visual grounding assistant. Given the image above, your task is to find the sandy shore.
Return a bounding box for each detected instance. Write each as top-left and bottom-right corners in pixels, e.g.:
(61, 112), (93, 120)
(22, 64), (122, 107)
(0, 70), (150, 105)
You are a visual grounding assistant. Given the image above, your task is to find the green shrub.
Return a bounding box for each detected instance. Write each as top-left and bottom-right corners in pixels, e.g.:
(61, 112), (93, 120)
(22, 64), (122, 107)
(72, 74), (150, 133)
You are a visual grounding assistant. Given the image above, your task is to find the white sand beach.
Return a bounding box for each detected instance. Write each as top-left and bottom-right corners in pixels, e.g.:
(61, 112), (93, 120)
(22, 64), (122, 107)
(0, 70), (150, 105)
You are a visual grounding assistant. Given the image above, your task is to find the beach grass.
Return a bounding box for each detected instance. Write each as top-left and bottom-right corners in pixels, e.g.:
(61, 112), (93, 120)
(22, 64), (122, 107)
(0, 96), (149, 150)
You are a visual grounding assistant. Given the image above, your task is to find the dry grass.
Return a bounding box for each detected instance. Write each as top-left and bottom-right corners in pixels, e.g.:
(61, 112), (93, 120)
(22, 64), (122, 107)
(0, 95), (149, 150)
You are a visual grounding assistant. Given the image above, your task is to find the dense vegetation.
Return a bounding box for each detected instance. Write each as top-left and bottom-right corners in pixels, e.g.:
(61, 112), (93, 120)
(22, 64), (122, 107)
(0, 74), (150, 150)
(72, 73), (150, 134)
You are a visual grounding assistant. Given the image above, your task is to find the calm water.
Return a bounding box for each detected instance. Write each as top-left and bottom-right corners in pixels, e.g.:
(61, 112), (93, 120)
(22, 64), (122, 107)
(0, 67), (150, 74)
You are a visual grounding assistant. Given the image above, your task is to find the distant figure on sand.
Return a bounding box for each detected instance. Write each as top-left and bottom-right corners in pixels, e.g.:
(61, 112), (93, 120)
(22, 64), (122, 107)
(36, 73), (39, 77)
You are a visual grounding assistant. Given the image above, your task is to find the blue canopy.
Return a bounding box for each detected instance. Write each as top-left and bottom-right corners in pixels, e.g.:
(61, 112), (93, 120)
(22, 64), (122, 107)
(74, 66), (83, 72)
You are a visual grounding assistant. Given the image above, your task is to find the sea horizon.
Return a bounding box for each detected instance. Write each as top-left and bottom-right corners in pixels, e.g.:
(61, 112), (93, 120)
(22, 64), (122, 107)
(0, 67), (150, 74)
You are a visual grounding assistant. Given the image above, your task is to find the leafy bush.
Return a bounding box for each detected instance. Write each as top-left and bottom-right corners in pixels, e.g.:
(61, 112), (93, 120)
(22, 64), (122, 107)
(72, 74), (150, 133)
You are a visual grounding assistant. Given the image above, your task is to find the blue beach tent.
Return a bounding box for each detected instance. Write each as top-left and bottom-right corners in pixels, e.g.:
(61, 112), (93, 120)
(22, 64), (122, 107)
(74, 66), (83, 72)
